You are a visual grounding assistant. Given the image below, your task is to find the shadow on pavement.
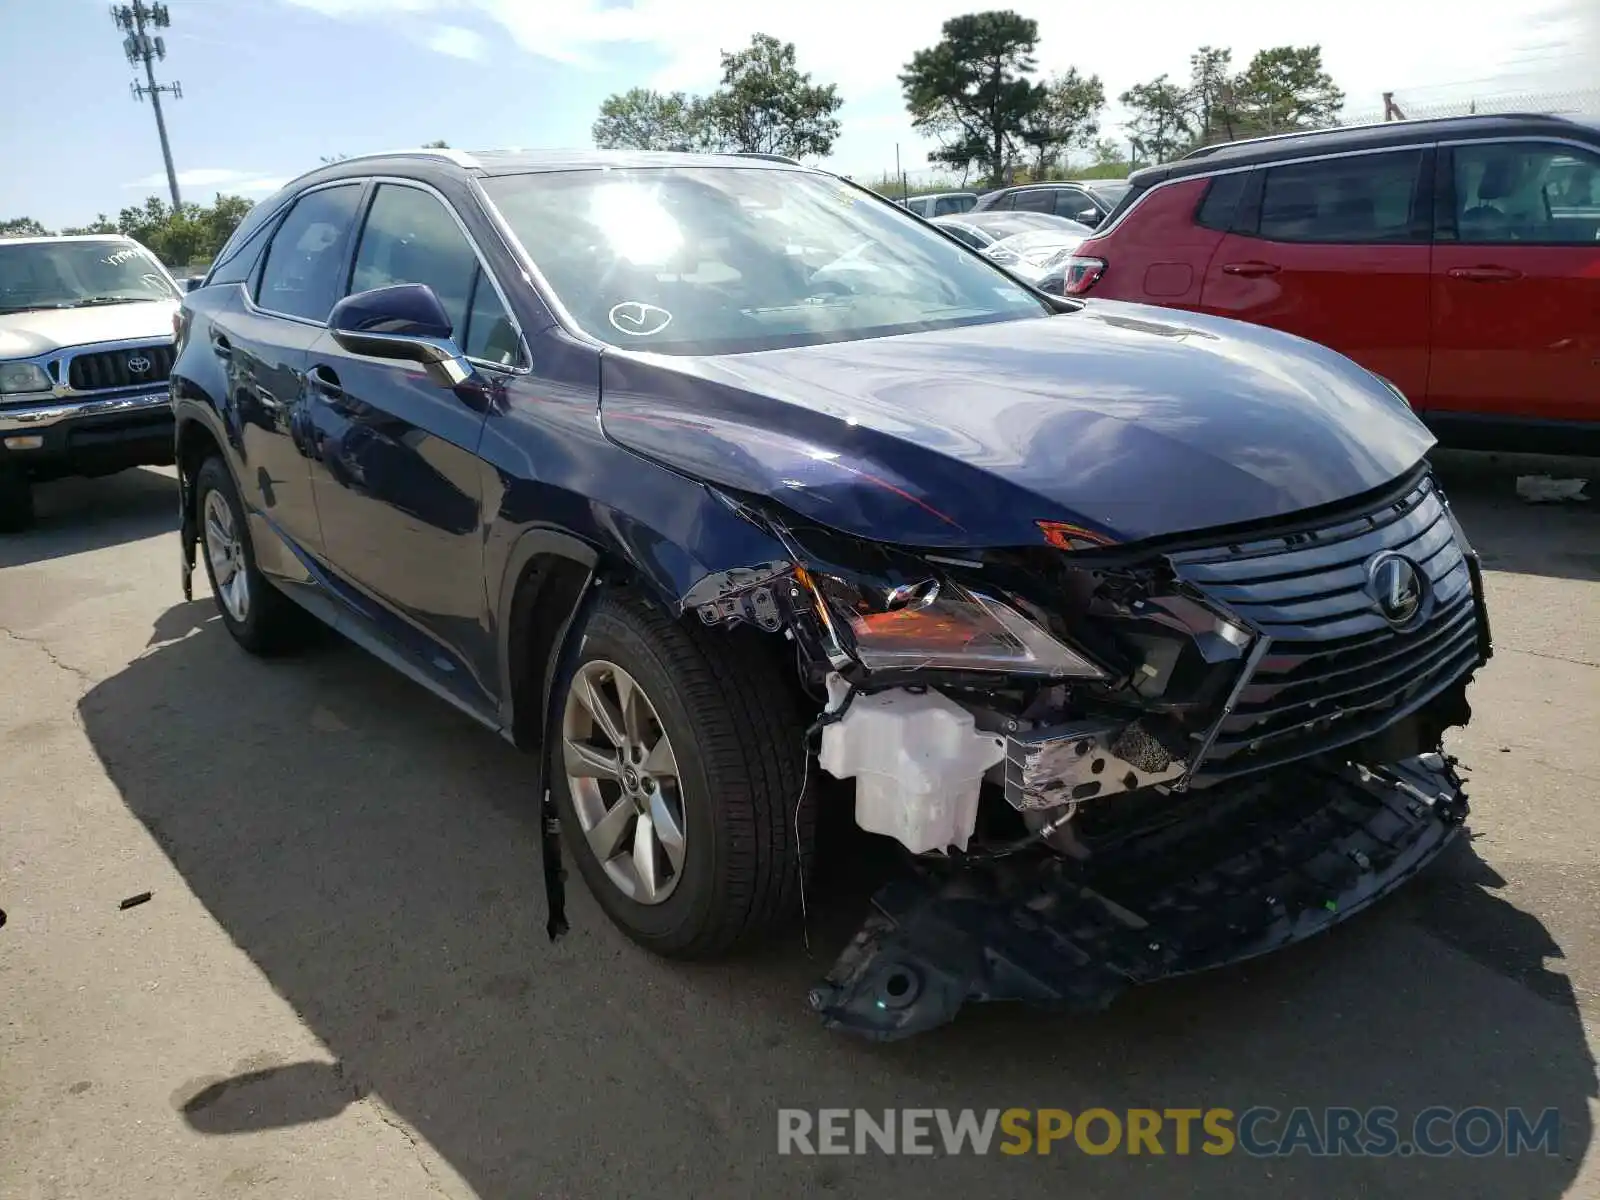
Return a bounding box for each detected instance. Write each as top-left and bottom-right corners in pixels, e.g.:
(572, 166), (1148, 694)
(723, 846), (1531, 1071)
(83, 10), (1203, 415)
(1431, 449), (1599, 583)
(78, 604), (1595, 1199)
(0, 467), (176, 569)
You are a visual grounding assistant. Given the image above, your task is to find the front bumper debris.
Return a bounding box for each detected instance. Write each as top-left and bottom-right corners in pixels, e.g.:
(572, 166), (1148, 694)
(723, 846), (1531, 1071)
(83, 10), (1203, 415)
(811, 754), (1467, 1040)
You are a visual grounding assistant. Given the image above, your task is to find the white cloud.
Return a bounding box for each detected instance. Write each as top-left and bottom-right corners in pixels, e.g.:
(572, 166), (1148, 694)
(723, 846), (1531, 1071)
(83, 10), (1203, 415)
(122, 169), (289, 196)
(426, 24), (487, 59)
(270, 0), (1593, 175)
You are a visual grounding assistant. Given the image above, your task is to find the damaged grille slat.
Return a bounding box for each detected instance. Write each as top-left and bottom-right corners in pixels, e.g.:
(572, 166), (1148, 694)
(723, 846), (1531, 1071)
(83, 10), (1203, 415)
(1170, 474), (1487, 784)
(1171, 482), (1446, 585)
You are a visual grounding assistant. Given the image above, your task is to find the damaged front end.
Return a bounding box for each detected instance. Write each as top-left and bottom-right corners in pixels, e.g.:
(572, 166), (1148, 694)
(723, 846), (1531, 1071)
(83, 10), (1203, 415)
(683, 466), (1491, 1039)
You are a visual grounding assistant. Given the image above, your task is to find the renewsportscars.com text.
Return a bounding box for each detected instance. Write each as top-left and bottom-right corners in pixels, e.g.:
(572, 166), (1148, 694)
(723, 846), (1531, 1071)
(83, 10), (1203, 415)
(777, 1106), (1561, 1158)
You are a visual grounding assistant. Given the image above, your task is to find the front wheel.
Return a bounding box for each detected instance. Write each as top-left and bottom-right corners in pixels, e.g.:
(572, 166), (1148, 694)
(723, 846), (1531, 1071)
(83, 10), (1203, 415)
(552, 592), (813, 958)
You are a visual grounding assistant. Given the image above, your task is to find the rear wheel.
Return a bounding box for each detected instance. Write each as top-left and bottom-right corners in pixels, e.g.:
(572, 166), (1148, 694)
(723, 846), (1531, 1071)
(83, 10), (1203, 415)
(0, 464), (33, 533)
(552, 592), (813, 958)
(195, 455), (310, 654)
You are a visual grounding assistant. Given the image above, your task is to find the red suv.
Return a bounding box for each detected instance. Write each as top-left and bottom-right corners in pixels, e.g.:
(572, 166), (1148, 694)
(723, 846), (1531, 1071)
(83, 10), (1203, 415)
(1060, 113), (1600, 454)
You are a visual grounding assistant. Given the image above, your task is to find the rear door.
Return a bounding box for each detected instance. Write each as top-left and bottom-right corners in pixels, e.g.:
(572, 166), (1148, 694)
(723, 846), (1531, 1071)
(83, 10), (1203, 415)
(1198, 147), (1434, 401)
(208, 181), (366, 575)
(306, 180), (523, 709)
(1427, 138), (1600, 426)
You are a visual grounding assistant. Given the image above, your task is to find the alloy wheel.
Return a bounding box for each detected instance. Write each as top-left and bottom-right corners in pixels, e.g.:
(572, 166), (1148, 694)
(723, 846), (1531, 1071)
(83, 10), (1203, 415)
(561, 660), (687, 905)
(203, 487), (250, 623)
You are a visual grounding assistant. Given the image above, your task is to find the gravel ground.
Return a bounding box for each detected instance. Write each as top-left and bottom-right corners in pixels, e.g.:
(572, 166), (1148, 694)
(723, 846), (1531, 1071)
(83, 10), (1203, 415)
(1, 450), (1597, 1199)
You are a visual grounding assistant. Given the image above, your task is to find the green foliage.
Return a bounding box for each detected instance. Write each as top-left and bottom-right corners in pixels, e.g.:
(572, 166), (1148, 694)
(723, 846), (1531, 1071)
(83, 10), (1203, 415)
(900, 10), (1045, 187)
(702, 34), (842, 158)
(1188, 46), (1237, 144)
(592, 87), (714, 152)
(0, 217), (51, 238)
(1021, 68), (1106, 174)
(113, 194), (255, 266)
(1119, 75), (1193, 164)
(422, 139), (450, 148)
(61, 215), (118, 235)
(592, 35), (841, 160)
(1232, 45), (1344, 132)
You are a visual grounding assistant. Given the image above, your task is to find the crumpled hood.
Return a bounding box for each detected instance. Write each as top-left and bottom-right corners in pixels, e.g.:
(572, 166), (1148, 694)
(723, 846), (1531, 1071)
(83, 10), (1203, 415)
(0, 301), (178, 360)
(598, 300), (1435, 548)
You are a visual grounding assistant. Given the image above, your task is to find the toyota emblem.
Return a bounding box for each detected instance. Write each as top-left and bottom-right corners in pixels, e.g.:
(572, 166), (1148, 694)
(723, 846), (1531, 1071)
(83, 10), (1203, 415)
(126, 354), (153, 374)
(1366, 552), (1427, 629)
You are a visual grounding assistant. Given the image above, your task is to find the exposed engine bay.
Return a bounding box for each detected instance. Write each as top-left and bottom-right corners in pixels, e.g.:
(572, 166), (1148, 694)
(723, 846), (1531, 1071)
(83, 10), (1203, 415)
(679, 466), (1491, 1038)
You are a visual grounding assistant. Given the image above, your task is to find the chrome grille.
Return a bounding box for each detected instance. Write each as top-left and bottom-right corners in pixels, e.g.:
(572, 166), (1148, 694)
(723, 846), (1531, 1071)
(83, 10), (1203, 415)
(67, 342), (174, 392)
(1171, 475), (1485, 781)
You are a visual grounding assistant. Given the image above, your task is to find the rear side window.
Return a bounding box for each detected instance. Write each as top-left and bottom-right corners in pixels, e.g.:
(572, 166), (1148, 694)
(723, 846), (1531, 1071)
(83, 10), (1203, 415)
(1195, 173), (1248, 231)
(1451, 141), (1600, 244)
(1011, 190), (1057, 214)
(256, 184), (364, 321)
(1052, 189), (1093, 219)
(1256, 150), (1423, 243)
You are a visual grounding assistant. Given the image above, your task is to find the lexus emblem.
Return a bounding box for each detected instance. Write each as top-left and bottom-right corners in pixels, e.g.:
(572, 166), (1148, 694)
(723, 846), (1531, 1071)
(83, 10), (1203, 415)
(1367, 552), (1425, 629)
(126, 354), (153, 374)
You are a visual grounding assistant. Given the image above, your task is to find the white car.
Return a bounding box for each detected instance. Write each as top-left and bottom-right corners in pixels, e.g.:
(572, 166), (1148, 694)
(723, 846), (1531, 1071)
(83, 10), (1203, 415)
(981, 226), (1093, 283)
(0, 235), (180, 529)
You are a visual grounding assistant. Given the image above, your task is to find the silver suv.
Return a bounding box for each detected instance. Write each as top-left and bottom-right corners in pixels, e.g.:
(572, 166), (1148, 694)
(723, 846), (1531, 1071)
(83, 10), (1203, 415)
(0, 235), (180, 529)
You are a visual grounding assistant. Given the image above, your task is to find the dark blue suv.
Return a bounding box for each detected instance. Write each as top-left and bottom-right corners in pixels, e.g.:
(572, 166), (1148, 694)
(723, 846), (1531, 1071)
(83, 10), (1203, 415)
(172, 149), (1490, 1038)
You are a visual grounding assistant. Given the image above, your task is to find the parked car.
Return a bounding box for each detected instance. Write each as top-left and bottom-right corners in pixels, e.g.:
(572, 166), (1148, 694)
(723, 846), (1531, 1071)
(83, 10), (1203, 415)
(972, 179), (1131, 227)
(901, 191), (979, 218)
(0, 235), (180, 529)
(931, 210), (1089, 251)
(173, 148), (1489, 1039)
(980, 225), (1094, 285)
(1059, 113), (1600, 454)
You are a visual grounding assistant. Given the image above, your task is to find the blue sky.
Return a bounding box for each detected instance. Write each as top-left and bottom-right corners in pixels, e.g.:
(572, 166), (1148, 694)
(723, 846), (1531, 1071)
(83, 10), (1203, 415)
(3, 0), (1595, 229)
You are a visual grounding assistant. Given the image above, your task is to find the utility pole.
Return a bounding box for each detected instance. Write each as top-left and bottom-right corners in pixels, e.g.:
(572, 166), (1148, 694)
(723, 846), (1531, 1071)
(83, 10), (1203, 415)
(112, 2), (183, 210)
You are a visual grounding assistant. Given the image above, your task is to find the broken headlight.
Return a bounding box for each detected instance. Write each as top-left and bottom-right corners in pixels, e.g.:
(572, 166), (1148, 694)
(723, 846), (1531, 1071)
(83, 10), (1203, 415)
(802, 570), (1106, 678)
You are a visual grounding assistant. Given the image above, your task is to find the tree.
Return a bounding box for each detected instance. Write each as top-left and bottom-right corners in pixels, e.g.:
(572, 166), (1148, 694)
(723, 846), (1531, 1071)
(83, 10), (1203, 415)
(422, 139), (449, 148)
(1119, 74), (1192, 164)
(700, 34), (842, 159)
(1021, 68), (1105, 175)
(0, 217), (50, 238)
(1188, 46), (1237, 145)
(592, 88), (712, 151)
(1232, 45), (1344, 133)
(901, 11), (1045, 187)
(61, 215), (118, 235)
(113, 194), (254, 266)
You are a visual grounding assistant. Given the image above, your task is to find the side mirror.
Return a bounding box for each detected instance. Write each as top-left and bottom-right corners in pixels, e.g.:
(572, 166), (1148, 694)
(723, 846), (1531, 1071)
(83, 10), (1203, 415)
(328, 283), (472, 387)
(1074, 208), (1102, 226)
(179, 275), (205, 293)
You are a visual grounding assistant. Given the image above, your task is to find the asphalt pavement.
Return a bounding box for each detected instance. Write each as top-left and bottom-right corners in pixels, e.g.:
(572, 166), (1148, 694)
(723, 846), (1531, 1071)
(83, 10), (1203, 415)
(1, 451), (1597, 1199)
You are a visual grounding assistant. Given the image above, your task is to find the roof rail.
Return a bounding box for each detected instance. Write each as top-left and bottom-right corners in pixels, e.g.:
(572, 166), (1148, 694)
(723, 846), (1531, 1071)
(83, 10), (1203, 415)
(1178, 111), (1581, 160)
(729, 151), (801, 165)
(320, 147), (482, 169)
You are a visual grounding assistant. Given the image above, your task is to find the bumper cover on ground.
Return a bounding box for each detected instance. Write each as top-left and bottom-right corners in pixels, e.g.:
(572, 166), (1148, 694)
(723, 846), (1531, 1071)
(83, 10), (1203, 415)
(811, 754), (1467, 1040)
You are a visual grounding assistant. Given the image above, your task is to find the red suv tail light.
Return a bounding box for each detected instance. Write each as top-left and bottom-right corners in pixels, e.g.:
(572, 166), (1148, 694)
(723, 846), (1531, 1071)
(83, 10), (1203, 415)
(1061, 255), (1107, 296)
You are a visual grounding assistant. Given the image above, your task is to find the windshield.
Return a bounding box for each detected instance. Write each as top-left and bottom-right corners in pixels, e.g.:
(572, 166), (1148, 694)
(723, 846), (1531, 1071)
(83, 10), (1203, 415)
(482, 168), (1049, 355)
(963, 212), (1073, 237)
(998, 224), (1093, 250)
(0, 240), (177, 313)
(1087, 182), (1131, 205)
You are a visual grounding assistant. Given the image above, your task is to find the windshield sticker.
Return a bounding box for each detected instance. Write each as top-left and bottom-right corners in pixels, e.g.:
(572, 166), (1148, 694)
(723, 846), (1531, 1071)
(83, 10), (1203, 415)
(608, 301), (673, 337)
(102, 247), (141, 266)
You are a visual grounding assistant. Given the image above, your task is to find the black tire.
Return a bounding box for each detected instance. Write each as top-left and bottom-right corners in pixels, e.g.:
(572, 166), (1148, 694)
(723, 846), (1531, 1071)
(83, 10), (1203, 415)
(194, 455), (310, 655)
(551, 591), (814, 958)
(0, 464), (33, 533)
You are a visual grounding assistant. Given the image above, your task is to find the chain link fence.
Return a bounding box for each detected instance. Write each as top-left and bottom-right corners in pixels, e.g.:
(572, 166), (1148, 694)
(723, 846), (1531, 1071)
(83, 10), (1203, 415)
(1341, 87), (1600, 127)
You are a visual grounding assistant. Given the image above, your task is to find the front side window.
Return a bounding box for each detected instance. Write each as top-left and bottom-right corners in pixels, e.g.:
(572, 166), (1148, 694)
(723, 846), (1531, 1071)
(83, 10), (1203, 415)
(0, 239), (177, 313)
(482, 168), (1049, 355)
(256, 183), (363, 321)
(1257, 150), (1423, 243)
(349, 184), (478, 336)
(1453, 141), (1600, 244)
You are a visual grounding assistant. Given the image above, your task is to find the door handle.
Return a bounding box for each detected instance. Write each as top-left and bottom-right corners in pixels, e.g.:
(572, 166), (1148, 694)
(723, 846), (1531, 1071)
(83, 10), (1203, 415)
(306, 365), (345, 401)
(1447, 266), (1523, 282)
(210, 333), (233, 359)
(1220, 261), (1281, 277)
